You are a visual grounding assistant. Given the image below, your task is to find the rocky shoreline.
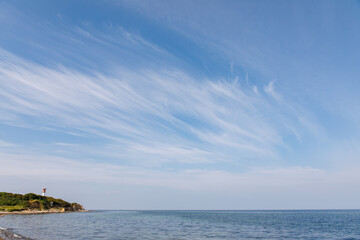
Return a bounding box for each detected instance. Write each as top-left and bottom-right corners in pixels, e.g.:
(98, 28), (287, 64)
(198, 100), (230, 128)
(0, 226), (31, 240)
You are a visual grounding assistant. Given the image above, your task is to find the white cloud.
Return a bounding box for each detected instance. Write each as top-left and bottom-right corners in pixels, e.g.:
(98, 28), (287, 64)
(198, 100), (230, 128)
(0, 49), (319, 167)
(0, 151), (326, 189)
(1, 150), (358, 198)
(3, 149), (359, 209)
(0, 140), (16, 148)
(264, 81), (281, 101)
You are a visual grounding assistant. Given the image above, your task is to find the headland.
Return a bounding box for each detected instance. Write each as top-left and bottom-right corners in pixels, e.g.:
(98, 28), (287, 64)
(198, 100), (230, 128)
(0, 192), (87, 240)
(0, 192), (85, 214)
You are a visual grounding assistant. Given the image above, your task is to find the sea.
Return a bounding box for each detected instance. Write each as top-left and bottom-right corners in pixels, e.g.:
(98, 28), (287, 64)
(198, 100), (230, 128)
(1, 210), (360, 239)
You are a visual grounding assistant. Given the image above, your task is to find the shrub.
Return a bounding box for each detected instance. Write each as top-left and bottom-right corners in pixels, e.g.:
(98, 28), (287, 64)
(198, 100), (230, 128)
(0, 192), (83, 212)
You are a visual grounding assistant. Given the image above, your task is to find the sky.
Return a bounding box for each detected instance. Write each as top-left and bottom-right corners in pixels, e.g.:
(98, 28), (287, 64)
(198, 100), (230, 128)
(0, 0), (360, 210)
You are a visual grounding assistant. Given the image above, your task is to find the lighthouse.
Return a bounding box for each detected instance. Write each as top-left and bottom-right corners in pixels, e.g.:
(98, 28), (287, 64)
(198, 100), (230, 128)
(42, 188), (47, 196)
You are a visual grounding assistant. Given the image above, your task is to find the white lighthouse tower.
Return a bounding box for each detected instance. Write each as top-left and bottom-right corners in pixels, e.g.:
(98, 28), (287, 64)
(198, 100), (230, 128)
(42, 188), (47, 196)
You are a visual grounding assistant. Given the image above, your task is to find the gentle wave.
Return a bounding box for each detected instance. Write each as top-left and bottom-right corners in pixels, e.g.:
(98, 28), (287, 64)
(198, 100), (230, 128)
(1, 210), (360, 239)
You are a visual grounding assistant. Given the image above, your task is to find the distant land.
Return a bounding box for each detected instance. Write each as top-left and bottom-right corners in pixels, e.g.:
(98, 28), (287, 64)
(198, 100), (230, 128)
(0, 192), (85, 214)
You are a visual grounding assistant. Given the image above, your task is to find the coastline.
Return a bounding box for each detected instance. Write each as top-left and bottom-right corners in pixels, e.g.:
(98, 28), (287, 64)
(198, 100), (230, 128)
(0, 209), (89, 216)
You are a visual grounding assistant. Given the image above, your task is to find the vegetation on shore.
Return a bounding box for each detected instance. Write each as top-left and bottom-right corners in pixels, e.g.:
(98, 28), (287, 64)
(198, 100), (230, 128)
(0, 192), (84, 212)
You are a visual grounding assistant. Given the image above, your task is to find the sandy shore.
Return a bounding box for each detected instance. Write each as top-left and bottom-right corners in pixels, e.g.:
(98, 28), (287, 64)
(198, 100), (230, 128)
(0, 209), (89, 216)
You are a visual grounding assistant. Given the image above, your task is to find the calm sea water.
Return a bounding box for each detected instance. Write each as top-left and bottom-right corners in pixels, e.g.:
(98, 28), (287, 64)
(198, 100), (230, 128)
(1, 210), (360, 239)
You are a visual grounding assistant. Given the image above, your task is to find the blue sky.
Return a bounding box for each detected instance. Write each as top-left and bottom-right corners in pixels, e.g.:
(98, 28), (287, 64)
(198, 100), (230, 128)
(0, 0), (360, 209)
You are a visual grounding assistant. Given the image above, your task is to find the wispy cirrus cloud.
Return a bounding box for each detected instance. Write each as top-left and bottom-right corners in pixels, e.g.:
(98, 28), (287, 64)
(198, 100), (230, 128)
(1, 0), (359, 210)
(264, 81), (281, 102)
(0, 0), (322, 177)
(0, 47), (317, 168)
